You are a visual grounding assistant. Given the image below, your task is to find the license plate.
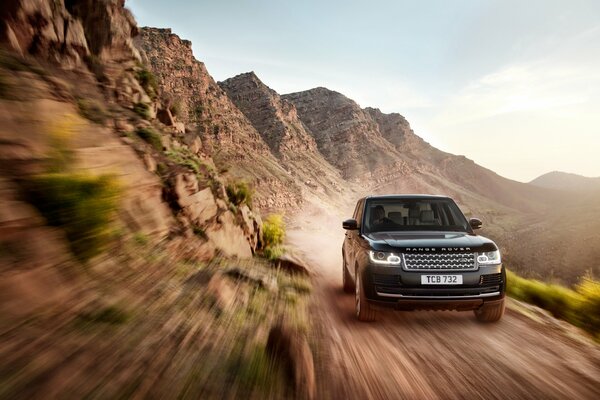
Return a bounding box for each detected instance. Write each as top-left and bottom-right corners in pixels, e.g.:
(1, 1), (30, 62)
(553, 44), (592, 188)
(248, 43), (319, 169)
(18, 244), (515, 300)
(421, 275), (463, 285)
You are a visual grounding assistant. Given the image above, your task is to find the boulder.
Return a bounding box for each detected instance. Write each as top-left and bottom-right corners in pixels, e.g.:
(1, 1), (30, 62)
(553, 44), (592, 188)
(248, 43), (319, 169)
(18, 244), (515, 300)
(238, 205), (262, 253)
(205, 211), (253, 259)
(173, 121), (186, 135)
(172, 173), (218, 225)
(184, 135), (202, 154)
(267, 322), (315, 400)
(275, 253), (311, 275)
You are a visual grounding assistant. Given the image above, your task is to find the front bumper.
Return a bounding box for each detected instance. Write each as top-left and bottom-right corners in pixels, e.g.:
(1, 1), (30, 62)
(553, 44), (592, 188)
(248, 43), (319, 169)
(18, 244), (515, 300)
(362, 263), (505, 311)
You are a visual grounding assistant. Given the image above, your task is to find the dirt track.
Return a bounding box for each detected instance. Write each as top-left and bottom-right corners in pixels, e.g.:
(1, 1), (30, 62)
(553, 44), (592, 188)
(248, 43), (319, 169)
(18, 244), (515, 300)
(287, 213), (600, 400)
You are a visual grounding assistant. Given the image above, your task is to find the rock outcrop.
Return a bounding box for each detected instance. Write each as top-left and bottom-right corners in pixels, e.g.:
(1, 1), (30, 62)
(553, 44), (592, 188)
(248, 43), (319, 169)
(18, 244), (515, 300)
(0, 0), (89, 67)
(282, 88), (403, 181)
(219, 72), (345, 197)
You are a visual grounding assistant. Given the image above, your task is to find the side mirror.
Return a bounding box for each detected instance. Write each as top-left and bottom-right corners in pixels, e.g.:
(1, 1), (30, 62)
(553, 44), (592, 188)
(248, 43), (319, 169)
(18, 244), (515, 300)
(342, 219), (358, 230)
(469, 218), (482, 230)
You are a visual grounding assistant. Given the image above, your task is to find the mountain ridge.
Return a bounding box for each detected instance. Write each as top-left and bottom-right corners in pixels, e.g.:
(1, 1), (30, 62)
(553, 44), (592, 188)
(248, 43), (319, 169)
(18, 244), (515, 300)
(530, 171), (600, 192)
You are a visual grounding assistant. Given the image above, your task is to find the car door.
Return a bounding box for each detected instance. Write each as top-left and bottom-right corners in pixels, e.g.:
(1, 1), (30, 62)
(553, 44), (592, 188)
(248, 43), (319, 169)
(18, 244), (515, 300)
(346, 199), (365, 280)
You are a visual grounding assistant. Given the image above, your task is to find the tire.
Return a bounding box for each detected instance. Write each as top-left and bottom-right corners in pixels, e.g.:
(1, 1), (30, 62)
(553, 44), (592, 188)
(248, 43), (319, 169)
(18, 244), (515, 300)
(355, 267), (377, 322)
(342, 257), (354, 293)
(474, 298), (505, 323)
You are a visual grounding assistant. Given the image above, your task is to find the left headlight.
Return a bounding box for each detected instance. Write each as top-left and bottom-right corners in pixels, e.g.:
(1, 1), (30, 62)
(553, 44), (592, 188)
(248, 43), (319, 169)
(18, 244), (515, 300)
(369, 251), (402, 266)
(477, 250), (501, 265)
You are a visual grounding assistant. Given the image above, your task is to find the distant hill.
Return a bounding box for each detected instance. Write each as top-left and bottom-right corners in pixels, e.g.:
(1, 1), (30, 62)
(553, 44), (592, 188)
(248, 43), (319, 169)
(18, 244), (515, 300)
(530, 171), (600, 192)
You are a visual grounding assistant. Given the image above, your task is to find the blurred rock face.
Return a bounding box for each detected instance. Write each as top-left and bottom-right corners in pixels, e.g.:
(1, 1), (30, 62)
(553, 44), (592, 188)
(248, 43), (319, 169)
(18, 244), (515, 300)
(0, 0), (268, 321)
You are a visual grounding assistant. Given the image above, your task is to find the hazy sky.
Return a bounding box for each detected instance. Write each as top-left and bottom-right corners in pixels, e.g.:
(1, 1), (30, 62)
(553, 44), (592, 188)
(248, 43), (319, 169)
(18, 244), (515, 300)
(127, 0), (600, 182)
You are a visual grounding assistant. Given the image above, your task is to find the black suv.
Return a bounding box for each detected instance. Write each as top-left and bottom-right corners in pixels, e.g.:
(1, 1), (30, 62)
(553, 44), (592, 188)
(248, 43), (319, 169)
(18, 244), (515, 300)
(342, 195), (505, 322)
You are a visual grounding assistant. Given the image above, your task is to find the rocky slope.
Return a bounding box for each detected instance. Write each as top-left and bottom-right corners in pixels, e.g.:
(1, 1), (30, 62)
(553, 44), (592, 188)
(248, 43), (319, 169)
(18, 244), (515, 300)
(283, 88), (405, 181)
(219, 72), (345, 199)
(134, 27), (301, 209)
(0, 0), (267, 319)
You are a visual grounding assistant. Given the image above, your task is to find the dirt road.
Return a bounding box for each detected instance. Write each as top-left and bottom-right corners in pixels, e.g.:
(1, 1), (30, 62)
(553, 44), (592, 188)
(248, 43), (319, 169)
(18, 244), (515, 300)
(287, 210), (600, 400)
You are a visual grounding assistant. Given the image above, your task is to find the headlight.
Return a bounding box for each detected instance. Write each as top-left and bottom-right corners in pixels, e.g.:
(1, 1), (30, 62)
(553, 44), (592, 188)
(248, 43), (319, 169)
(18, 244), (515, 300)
(477, 250), (501, 265)
(369, 251), (402, 266)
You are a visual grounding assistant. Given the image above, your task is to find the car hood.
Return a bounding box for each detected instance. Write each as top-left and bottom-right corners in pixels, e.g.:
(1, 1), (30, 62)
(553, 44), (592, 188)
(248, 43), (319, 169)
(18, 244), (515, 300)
(365, 231), (497, 252)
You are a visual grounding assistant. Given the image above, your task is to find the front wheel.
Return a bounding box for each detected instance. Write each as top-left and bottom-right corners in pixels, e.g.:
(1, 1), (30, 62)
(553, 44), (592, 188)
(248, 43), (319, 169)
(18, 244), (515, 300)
(474, 298), (505, 323)
(355, 267), (377, 322)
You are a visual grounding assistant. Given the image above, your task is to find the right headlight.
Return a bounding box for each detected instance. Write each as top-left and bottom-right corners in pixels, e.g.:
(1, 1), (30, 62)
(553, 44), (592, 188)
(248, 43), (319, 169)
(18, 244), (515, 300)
(477, 250), (501, 265)
(369, 251), (402, 266)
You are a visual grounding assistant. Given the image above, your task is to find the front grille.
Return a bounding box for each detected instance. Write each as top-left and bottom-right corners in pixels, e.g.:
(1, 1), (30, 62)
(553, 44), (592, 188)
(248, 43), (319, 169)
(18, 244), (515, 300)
(402, 252), (477, 271)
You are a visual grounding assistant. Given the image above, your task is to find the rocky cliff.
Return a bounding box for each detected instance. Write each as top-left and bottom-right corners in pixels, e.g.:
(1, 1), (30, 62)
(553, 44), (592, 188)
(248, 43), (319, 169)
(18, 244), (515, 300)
(219, 72), (345, 198)
(282, 88), (404, 181)
(135, 27), (302, 209)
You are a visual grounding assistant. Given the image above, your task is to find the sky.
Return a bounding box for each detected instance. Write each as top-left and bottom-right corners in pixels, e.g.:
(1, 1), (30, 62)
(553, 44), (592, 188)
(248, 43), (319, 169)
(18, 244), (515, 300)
(127, 0), (600, 182)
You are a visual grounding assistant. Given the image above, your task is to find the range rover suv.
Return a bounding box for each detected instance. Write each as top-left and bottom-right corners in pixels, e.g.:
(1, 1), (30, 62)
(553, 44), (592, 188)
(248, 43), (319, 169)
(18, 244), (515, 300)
(342, 195), (505, 322)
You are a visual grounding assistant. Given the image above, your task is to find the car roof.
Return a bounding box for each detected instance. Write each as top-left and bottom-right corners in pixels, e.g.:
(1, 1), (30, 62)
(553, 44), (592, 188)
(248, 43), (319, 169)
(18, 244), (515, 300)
(360, 194), (452, 201)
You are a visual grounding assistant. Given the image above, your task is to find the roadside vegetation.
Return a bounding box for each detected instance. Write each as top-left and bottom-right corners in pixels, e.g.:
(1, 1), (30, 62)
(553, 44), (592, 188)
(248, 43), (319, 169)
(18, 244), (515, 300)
(135, 126), (162, 150)
(77, 98), (109, 125)
(262, 214), (286, 260)
(226, 180), (253, 208)
(24, 117), (121, 262)
(507, 270), (600, 340)
(135, 67), (159, 100)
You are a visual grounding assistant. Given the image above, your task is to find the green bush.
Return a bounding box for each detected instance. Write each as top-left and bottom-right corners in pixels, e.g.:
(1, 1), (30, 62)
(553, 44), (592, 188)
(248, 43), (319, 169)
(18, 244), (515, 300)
(262, 214), (285, 249)
(226, 181), (253, 207)
(575, 278), (600, 336)
(135, 68), (159, 99)
(26, 173), (121, 262)
(133, 102), (151, 119)
(77, 98), (108, 125)
(263, 245), (284, 261)
(136, 127), (162, 151)
(507, 270), (600, 339)
(166, 148), (201, 174)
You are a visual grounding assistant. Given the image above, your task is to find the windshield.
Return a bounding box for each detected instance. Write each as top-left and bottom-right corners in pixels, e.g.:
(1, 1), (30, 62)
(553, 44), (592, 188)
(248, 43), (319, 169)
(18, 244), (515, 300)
(362, 198), (470, 233)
